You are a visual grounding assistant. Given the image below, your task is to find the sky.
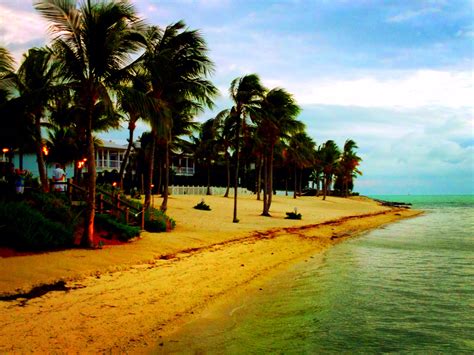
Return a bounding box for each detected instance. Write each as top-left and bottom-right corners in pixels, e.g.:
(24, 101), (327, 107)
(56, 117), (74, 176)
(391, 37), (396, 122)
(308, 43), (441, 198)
(1, 0), (473, 194)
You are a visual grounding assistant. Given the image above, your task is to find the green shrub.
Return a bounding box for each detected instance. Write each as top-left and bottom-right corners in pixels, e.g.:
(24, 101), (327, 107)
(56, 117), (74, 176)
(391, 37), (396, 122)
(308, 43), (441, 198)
(0, 201), (74, 250)
(193, 199), (211, 211)
(145, 208), (176, 232)
(95, 214), (140, 241)
(27, 190), (76, 226)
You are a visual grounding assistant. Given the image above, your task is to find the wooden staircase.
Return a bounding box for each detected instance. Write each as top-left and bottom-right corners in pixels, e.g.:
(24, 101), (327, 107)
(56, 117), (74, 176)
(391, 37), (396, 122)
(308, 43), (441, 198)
(55, 179), (145, 230)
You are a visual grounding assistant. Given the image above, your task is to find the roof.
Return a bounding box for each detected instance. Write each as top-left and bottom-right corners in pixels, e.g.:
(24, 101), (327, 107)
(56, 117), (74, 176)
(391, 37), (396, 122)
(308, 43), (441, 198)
(99, 140), (127, 151)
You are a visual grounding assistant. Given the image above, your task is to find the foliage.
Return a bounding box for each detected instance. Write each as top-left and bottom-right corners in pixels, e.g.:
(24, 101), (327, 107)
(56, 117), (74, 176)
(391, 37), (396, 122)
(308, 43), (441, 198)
(130, 187), (141, 199)
(94, 214), (140, 241)
(0, 201), (74, 250)
(193, 199), (211, 211)
(95, 185), (176, 232)
(144, 207), (176, 232)
(27, 190), (77, 226)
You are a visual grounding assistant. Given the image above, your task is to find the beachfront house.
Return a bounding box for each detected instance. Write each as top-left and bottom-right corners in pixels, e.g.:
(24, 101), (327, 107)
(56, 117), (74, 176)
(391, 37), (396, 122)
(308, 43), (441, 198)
(95, 140), (127, 173)
(171, 154), (195, 177)
(7, 139), (129, 180)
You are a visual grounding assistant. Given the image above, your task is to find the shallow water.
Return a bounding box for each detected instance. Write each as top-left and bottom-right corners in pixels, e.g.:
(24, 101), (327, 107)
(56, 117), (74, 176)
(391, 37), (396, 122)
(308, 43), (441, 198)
(158, 195), (474, 354)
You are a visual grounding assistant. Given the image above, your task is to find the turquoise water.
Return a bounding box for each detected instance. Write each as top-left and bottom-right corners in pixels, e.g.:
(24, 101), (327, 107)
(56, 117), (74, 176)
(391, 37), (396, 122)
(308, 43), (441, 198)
(159, 195), (474, 354)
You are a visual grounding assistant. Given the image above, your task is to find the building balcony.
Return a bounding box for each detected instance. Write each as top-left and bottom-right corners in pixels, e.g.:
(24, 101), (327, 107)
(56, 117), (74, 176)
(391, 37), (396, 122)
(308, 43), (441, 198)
(97, 159), (122, 170)
(172, 166), (195, 176)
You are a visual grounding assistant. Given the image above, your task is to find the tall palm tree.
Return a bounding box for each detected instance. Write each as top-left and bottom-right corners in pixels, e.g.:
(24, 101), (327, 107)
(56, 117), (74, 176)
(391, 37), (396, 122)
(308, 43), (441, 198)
(0, 47), (19, 159)
(337, 139), (362, 197)
(9, 47), (62, 191)
(0, 47), (15, 101)
(319, 140), (341, 200)
(213, 108), (236, 197)
(192, 118), (218, 195)
(116, 70), (153, 189)
(228, 74), (265, 222)
(46, 125), (80, 169)
(287, 132), (316, 199)
(140, 22), (217, 212)
(35, 0), (146, 246)
(256, 88), (302, 216)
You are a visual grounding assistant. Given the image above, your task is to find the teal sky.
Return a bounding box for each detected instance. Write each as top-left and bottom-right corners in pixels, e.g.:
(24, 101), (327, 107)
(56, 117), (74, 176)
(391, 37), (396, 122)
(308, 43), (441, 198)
(1, 0), (472, 194)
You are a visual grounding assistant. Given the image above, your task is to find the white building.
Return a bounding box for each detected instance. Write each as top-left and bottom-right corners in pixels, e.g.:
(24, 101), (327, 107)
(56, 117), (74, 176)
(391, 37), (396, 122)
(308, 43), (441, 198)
(6, 139), (129, 179)
(95, 140), (127, 172)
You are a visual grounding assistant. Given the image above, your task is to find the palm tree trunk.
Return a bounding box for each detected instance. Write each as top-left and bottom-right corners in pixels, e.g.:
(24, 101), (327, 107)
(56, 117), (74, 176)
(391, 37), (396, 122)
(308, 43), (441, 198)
(323, 174), (327, 200)
(144, 133), (156, 210)
(224, 152), (230, 197)
(34, 115), (48, 192)
(293, 166), (297, 199)
(160, 140), (170, 212)
(157, 156), (162, 196)
(285, 168), (289, 196)
(267, 147), (274, 211)
(256, 155), (262, 200)
(119, 117), (136, 190)
(232, 115), (241, 223)
(206, 164), (211, 195)
(261, 155), (269, 216)
(298, 169), (303, 195)
(83, 112), (96, 247)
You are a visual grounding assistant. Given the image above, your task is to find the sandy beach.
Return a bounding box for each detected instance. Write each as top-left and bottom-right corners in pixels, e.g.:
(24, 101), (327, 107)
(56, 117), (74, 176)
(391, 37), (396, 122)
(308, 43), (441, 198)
(0, 194), (421, 352)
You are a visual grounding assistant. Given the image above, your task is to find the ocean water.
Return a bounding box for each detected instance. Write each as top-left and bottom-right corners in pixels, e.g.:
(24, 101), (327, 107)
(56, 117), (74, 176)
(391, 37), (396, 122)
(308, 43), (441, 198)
(159, 195), (474, 354)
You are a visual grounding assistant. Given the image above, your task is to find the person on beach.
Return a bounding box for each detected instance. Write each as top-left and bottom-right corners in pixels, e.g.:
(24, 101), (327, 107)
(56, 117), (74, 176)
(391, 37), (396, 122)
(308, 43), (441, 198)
(53, 164), (66, 192)
(15, 168), (25, 194)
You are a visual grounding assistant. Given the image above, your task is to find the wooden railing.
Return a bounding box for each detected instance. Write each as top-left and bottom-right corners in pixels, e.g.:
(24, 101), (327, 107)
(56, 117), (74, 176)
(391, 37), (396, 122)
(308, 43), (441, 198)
(96, 186), (145, 229)
(51, 179), (145, 230)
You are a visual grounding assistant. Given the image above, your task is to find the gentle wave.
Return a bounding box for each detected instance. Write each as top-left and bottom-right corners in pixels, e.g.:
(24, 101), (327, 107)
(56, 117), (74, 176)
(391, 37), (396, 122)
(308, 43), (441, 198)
(158, 196), (474, 353)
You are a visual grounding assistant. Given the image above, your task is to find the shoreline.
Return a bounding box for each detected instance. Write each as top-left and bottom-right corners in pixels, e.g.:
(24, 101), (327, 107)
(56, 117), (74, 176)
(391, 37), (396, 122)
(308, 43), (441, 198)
(0, 195), (422, 352)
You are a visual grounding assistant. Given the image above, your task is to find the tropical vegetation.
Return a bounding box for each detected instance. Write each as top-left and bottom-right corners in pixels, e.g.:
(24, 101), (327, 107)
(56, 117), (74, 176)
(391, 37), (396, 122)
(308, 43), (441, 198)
(0, 0), (363, 245)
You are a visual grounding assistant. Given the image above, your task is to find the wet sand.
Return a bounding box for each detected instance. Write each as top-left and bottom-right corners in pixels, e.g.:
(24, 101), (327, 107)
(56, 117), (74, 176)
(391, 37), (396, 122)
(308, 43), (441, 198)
(0, 194), (421, 352)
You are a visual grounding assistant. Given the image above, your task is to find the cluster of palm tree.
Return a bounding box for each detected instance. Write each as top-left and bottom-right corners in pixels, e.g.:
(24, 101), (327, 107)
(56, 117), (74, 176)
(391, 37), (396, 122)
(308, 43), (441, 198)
(0, 0), (362, 243)
(0, 1), (216, 246)
(192, 74), (362, 222)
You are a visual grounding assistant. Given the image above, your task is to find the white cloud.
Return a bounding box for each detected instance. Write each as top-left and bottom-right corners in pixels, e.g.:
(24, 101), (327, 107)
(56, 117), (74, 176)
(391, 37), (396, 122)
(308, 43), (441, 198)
(456, 25), (474, 38)
(0, 4), (49, 62)
(386, 7), (440, 23)
(287, 70), (473, 109)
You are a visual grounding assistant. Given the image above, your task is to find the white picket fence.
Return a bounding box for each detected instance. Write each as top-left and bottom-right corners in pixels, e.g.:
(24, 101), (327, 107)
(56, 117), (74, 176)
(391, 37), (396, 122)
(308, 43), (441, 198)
(169, 185), (253, 196)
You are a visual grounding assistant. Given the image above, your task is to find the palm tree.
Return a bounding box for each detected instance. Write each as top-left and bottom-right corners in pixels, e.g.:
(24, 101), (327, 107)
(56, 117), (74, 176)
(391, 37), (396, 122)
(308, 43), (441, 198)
(0, 47), (15, 101)
(0, 47), (19, 160)
(46, 125), (80, 169)
(192, 118), (218, 195)
(287, 132), (316, 199)
(35, 0), (146, 246)
(319, 140), (341, 200)
(228, 74), (265, 222)
(309, 168), (323, 195)
(140, 22), (217, 212)
(256, 88), (302, 216)
(336, 139), (362, 197)
(8, 47), (62, 191)
(116, 70), (153, 189)
(213, 109), (235, 197)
